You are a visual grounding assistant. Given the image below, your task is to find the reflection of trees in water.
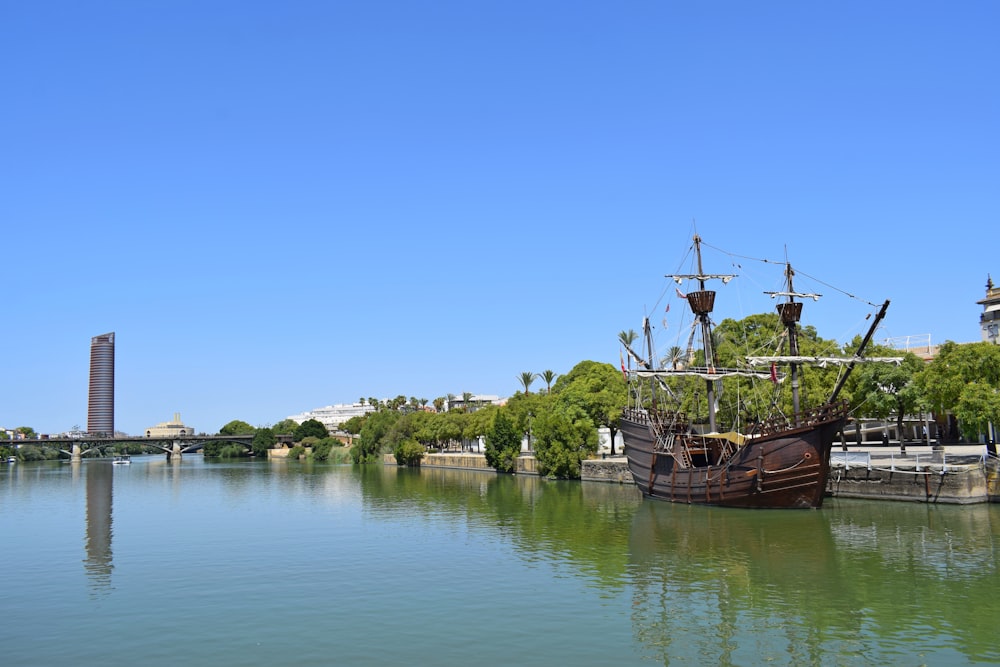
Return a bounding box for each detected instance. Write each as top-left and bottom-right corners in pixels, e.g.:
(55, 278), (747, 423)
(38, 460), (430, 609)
(627, 499), (1000, 665)
(823, 500), (1000, 663)
(84, 461), (114, 593)
(349, 465), (1000, 664)
(358, 466), (643, 590)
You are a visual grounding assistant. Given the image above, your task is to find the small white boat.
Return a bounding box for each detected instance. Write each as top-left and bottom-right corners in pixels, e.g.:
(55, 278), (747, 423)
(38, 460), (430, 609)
(112, 454), (131, 465)
(6, 456), (15, 464)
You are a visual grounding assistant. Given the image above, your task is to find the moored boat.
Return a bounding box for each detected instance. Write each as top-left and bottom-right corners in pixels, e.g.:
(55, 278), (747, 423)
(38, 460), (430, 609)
(620, 234), (894, 509)
(112, 454), (131, 465)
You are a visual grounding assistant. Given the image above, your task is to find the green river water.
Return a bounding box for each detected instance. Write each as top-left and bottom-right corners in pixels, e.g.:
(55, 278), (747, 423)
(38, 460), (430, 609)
(1, 456), (998, 666)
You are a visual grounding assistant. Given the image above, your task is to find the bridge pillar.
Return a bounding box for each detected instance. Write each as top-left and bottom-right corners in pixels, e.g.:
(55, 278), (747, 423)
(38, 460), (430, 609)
(71, 442), (83, 462)
(167, 440), (184, 461)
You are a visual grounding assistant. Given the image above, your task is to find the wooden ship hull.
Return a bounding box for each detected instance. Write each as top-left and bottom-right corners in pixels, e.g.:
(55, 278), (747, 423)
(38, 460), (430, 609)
(620, 402), (847, 509)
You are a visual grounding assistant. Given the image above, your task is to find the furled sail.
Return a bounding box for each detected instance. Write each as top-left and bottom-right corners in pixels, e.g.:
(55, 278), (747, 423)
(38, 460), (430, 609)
(745, 356), (903, 367)
(669, 274), (735, 284)
(634, 367), (782, 381)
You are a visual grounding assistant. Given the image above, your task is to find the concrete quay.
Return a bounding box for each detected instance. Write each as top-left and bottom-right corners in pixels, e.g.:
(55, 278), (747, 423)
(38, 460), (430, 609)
(413, 444), (1000, 504)
(413, 451), (630, 481)
(826, 443), (999, 504)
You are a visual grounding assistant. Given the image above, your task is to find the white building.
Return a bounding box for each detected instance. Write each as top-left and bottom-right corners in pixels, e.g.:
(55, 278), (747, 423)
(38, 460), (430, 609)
(444, 394), (503, 412)
(979, 275), (1000, 344)
(145, 413), (194, 438)
(287, 402), (377, 432)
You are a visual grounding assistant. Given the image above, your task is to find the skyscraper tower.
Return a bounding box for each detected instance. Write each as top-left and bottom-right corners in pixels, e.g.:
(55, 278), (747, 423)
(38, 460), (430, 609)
(88, 332), (115, 435)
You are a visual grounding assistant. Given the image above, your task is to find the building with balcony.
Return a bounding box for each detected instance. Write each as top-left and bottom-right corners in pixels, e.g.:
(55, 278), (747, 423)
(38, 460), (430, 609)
(287, 402), (377, 433)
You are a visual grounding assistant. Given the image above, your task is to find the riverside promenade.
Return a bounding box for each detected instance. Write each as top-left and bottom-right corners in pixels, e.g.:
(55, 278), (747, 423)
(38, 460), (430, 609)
(414, 443), (1000, 504)
(826, 442), (998, 504)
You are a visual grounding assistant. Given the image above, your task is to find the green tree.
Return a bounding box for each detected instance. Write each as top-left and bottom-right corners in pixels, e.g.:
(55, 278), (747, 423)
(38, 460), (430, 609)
(271, 419), (299, 435)
(518, 372), (538, 393)
(618, 329), (641, 369)
(294, 419), (329, 441)
(918, 342), (1000, 416)
(852, 351), (925, 441)
(351, 409), (401, 463)
(433, 410), (467, 450)
(251, 427), (276, 457)
(708, 312), (845, 429)
(532, 404), (598, 479)
(341, 415), (367, 435)
(504, 390), (551, 449)
(17, 426), (37, 439)
(918, 341), (1000, 440)
(953, 382), (1000, 442)
(484, 409), (521, 473)
(552, 360), (628, 455)
(393, 438), (425, 466)
(662, 346), (684, 370)
(540, 370), (558, 393)
(219, 420), (255, 436)
(310, 437), (337, 461)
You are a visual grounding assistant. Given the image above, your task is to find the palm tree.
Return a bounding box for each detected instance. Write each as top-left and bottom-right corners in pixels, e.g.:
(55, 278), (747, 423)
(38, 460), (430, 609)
(618, 329), (638, 349)
(663, 345), (684, 370)
(518, 371), (538, 393)
(540, 369), (558, 393)
(618, 329), (640, 369)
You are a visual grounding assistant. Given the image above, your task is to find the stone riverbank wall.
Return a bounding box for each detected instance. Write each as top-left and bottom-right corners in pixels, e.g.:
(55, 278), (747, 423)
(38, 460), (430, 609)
(385, 452), (539, 474)
(387, 449), (1000, 503)
(827, 451), (1000, 504)
(388, 453), (633, 484)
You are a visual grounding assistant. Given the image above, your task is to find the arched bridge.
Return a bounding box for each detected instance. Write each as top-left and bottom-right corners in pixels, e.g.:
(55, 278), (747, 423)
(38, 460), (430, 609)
(31, 434), (287, 460)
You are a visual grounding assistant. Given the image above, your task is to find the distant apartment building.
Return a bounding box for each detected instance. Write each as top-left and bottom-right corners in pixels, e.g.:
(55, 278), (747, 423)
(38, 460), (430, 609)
(87, 333), (115, 435)
(445, 394), (503, 412)
(145, 413), (194, 438)
(287, 402), (376, 432)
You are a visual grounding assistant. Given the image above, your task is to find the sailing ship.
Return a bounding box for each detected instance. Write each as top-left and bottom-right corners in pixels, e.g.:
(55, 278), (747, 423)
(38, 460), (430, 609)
(619, 234), (893, 509)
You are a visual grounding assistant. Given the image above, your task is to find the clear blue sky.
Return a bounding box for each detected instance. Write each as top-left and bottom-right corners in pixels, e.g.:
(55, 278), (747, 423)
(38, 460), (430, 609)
(3, 1), (997, 435)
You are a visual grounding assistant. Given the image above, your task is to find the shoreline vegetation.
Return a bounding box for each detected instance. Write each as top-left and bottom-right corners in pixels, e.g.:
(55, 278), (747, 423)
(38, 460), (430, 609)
(6, 335), (1000, 477)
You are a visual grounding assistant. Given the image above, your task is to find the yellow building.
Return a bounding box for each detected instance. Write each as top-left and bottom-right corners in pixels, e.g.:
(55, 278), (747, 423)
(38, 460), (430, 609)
(145, 413), (194, 438)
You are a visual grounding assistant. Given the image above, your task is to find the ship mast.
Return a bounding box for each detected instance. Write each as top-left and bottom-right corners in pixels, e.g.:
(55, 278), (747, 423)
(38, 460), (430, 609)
(828, 299), (891, 402)
(670, 234), (735, 434)
(777, 263), (804, 423)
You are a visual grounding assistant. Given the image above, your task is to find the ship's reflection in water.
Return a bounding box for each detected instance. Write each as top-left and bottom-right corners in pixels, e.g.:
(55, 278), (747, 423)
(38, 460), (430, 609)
(84, 461), (114, 592)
